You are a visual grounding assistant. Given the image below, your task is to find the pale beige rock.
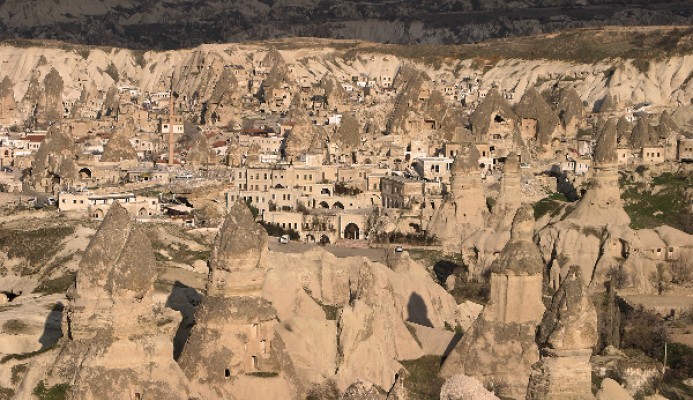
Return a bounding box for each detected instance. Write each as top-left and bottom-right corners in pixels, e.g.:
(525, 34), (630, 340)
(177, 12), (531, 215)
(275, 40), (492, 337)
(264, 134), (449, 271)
(0, 75), (19, 125)
(405, 322), (457, 357)
(428, 144), (486, 252)
(30, 125), (79, 192)
(456, 301), (483, 332)
(538, 265), (598, 351)
(515, 87), (560, 149)
(489, 205), (545, 324)
(487, 152), (522, 232)
(341, 380), (386, 400)
(567, 119), (630, 227)
(261, 247), (460, 393)
(178, 201), (294, 399)
(101, 128), (137, 162)
(207, 201), (269, 296)
(42, 202), (196, 400)
(185, 131), (217, 166)
(596, 378), (634, 400)
(276, 317), (337, 386)
(528, 265), (598, 400)
(441, 206), (544, 400)
(440, 374), (500, 400)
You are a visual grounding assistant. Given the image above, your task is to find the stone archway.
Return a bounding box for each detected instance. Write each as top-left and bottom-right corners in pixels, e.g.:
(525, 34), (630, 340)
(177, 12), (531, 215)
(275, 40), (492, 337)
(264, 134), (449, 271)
(344, 223), (360, 240)
(93, 209), (105, 219)
(319, 201), (329, 209)
(79, 167), (92, 179)
(333, 201), (344, 210)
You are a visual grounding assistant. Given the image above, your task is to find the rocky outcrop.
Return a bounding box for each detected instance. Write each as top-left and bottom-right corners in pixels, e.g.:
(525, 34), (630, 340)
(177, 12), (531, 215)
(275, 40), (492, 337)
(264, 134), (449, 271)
(177, 201), (464, 398)
(630, 115), (654, 149)
(555, 119), (627, 225)
(185, 131), (217, 166)
(536, 119), (640, 288)
(598, 93), (618, 113)
(458, 152), (525, 279)
(0, 75), (18, 125)
(101, 129), (137, 163)
(320, 73), (349, 111)
(424, 89), (465, 141)
(470, 89), (516, 142)
(334, 113), (362, 149)
(440, 206), (544, 399)
(595, 378), (633, 400)
(207, 200), (268, 296)
(36, 67), (64, 125)
(178, 201), (295, 399)
(264, 247), (462, 392)
(557, 87), (584, 139)
(44, 202), (195, 399)
(428, 144), (486, 252)
(527, 264), (598, 400)
(488, 152), (522, 232)
(515, 88), (560, 149)
(616, 116), (632, 146)
(30, 125), (78, 192)
(440, 374), (500, 400)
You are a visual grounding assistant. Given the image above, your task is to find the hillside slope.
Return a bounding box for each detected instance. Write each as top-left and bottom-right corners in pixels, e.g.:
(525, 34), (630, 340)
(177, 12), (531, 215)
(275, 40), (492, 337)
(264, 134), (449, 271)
(0, 0), (691, 48)
(0, 28), (691, 114)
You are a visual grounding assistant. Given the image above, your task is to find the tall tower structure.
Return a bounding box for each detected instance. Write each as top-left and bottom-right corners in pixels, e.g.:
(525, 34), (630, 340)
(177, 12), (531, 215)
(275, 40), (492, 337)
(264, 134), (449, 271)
(168, 74), (175, 166)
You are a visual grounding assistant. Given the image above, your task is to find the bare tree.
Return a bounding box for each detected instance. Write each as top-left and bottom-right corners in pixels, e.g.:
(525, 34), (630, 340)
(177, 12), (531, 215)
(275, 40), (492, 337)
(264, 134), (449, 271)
(670, 251), (693, 285)
(650, 263), (672, 295)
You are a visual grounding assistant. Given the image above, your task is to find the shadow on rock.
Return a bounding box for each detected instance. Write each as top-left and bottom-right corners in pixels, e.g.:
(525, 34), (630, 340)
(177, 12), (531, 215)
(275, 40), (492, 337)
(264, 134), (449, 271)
(165, 281), (202, 360)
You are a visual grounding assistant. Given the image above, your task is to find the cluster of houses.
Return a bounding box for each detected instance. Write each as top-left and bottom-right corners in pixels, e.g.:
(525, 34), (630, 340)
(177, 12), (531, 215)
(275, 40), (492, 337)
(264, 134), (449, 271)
(0, 51), (691, 242)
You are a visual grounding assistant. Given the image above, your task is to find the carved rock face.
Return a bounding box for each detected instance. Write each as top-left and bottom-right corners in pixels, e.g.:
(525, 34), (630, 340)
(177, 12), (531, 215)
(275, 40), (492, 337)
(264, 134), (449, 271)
(451, 143), (479, 177)
(31, 125), (78, 188)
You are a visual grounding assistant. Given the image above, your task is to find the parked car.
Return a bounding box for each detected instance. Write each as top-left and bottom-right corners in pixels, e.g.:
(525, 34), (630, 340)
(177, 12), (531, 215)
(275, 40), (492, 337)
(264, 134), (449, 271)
(0, 166), (12, 173)
(394, 245), (404, 253)
(279, 234), (290, 244)
(45, 197), (57, 206)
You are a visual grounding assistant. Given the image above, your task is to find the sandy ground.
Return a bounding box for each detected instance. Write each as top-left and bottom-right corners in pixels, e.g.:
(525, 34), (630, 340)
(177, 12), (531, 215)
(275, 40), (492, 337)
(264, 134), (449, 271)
(620, 294), (693, 311)
(0, 294), (64, 357)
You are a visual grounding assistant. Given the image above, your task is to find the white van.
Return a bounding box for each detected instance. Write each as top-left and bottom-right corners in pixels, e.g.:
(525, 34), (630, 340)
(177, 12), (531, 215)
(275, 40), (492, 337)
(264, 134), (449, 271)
(279, 234), (290, 244)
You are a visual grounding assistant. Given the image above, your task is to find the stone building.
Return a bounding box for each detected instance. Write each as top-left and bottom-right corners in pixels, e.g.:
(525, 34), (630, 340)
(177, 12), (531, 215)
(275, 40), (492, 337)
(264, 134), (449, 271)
(380, 175), (424, 209)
